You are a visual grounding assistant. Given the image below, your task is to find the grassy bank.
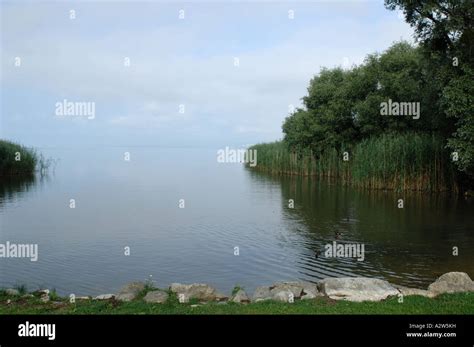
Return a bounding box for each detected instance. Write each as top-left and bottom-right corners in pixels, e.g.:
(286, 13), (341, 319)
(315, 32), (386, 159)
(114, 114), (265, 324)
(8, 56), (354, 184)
(0, 140), (38, 176)
(1, 290), (473, 315)
(248, 133), (458, 192)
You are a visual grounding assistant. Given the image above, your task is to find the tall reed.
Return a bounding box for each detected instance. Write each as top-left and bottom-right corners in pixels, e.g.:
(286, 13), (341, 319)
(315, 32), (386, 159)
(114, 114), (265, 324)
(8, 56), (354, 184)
(247, 133), (457, 192)
(0, 140), (38, 176)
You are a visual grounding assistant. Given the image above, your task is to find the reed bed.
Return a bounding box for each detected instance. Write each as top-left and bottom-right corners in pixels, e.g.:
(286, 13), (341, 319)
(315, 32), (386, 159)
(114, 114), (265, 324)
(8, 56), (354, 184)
(0, 139), (38, 176)
(247, 133), (458, 192)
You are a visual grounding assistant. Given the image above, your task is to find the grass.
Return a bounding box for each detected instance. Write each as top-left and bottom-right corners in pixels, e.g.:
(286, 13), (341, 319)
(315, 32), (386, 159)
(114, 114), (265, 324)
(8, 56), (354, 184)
(13, 284), (28, 296)
(0, 290), (473, 315)
(50, 289), (60, 302)
(0, 139), (48, 176)
(248, 133), (458, 192)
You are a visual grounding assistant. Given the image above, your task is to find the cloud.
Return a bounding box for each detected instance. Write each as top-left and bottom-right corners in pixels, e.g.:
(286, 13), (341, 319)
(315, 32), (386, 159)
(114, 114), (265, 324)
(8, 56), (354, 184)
(1, 1), (414, 147)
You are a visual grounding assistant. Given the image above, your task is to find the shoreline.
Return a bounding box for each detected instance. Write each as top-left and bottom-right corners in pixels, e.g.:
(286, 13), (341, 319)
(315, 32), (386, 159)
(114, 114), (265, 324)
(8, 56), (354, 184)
(2, 272), (473, 314)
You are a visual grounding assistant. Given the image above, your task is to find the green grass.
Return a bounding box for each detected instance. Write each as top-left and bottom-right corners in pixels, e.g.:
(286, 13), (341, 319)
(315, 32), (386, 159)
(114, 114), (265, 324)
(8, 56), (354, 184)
(13, 284), (28, 296)
(0, 290), (473, 315)
(248, 133), (458, 192)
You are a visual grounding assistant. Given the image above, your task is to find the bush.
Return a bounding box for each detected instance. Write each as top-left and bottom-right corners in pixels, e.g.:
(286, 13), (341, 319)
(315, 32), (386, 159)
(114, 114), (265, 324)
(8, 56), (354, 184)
(0, 139), (37, 176)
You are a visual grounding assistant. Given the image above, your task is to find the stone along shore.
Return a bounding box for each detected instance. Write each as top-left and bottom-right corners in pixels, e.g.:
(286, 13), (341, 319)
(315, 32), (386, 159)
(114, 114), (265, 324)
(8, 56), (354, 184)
(3, 272), (474, 304)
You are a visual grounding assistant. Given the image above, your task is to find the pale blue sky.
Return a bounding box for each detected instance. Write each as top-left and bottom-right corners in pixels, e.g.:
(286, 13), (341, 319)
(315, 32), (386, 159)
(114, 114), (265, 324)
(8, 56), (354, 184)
(1, 0), (414, 149)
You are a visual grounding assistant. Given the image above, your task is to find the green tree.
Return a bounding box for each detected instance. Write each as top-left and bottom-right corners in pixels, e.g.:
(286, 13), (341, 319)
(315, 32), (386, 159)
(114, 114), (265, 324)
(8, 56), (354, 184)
(282, 42), (438, 154)
(385, 0), (474, 177)
(442, 65), (474, 175)
(353, 42), (431, 136)
(302, 67), (358, 153)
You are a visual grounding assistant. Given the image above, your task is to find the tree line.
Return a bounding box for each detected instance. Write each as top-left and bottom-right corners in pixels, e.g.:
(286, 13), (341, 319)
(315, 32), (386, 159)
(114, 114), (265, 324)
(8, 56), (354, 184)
(279, 0), (473, 189)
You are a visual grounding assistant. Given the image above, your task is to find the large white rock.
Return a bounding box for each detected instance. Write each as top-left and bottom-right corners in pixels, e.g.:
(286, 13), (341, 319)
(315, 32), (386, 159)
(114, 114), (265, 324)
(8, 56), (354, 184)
(428, 272), (474, 295)
(144, 290), (169, 304)
(94, 294), (115, 300)
(76, 296), (91, 300)
(272, 289), (294, 303)
(231, 289), (250, 303)
(40, 294), (50, 303)
(320, 277), (399, 302)
(270, 281), (322, 300)
(215, 292), (229, 302)
(116, 282), (145, 302)
(170, 283), (217, 302)
(270, 282), (304, 298)
(300, 283), (322, 300)
(252, 286), (273, 302)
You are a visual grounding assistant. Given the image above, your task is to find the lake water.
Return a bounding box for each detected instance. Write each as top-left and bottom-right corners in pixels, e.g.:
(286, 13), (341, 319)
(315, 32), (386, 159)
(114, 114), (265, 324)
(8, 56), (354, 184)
(1, 147), (473, 296)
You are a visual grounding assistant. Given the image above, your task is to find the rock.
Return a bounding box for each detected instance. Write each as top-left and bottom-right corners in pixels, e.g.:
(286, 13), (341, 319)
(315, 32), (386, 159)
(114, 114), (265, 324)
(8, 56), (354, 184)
(215, 292), (229, 302)
(300, 283), (322, 300)
(272, 289), (294, 303)
(143, 290), (169, 304)
(116, 282), (145, 302)
(120, 282), (146, 294)
(252, 286), (273, 302)
(301, 292), (319, 300)
(428, 272), (474, 295)
(231, 289), (250, 303)
(116, 293), (137, 302)
(94, 294), (115, 300)
(170, 283), (217, 302)
(270, 281), (321, 300)
(320, 277), (399, 302)
(5, 288), (20, 296)
(32, 289), (50, 303)
(40, 294), (50, 303)
(76, 296), (90, 300)
(394, 285), (435, 298)
(270, 282), (303, 298)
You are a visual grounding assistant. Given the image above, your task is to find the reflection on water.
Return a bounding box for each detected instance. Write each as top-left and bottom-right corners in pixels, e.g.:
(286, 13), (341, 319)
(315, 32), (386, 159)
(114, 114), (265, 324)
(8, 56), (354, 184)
(246, 170), (474, 288)
(0, 148), (473, 295)
(0, 175), (37, 206)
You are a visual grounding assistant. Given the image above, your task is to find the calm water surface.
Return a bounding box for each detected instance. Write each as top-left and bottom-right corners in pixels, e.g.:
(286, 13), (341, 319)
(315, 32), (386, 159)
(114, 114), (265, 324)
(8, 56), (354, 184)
(1, 148), (473, 296)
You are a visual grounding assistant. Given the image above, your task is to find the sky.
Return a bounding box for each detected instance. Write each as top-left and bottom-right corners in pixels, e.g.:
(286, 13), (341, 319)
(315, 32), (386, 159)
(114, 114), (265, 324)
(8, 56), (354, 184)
(1, 0), (415, 149)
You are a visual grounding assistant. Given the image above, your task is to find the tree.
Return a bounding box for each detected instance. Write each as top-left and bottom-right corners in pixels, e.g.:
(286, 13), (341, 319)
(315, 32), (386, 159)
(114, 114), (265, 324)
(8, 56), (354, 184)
(443, 65), (474, 175)
(385, 0), (473, 60)
(282, 42), (439, 154)
(385, 0), (474, 177)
